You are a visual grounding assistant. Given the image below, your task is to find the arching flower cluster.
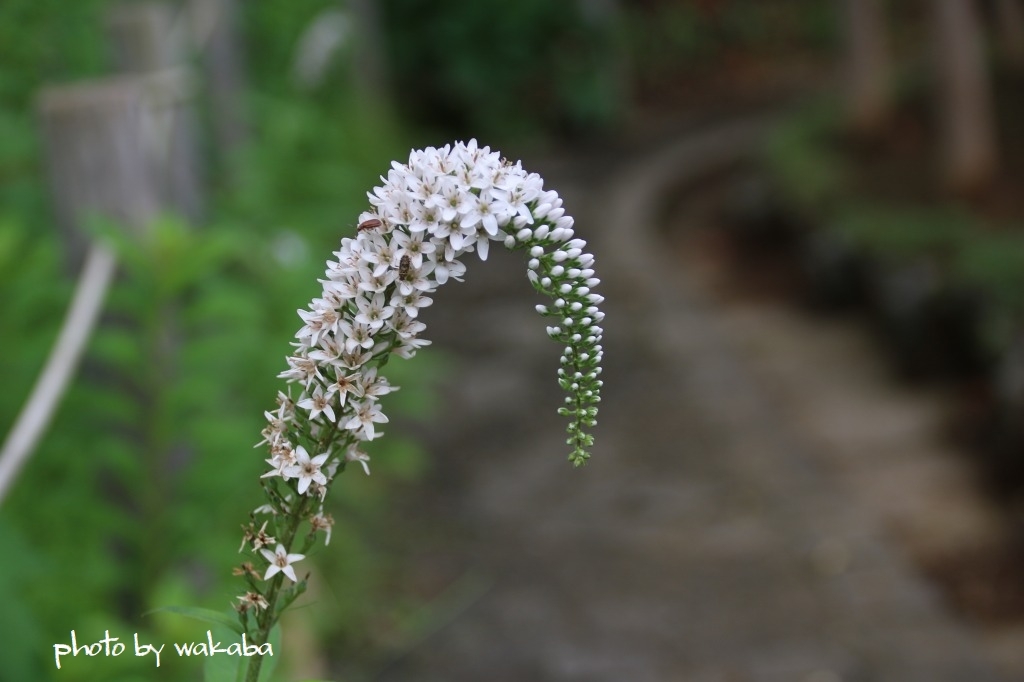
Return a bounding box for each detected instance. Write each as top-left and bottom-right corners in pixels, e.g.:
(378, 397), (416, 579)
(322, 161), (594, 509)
(239, 140), (604, 614)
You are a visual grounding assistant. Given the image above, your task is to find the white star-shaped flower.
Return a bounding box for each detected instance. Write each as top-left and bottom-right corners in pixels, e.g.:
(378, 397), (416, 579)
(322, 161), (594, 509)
(392, 229), (435, 268)
(345, 400), (389, 440)
(354, 292), (394, 331)
(297, 385), (335, 423)
(284, 445), (329, 495)
(260, 544), (305, 583)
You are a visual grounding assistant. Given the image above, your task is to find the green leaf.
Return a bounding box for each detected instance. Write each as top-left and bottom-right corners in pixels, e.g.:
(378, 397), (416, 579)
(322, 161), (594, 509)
(0, 518), (44, 681)
(200, 623), (246, 682)
(259, 624), (283, 682)
(147, 606), (245, 636)
(207, 624), (281, 682)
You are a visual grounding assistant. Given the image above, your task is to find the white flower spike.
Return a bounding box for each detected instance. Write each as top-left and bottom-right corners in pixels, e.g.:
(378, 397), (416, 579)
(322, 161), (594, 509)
(239, 142), (604, 659)
(265, 140), (602, 475)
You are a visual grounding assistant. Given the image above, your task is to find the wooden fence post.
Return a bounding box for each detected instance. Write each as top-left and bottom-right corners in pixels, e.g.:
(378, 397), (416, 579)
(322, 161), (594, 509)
(38, 78), (161, 267)
(841, 0), (890, 135)
(932, 0), (998, 194)
(106, 1), (205, 222)
(190, 0), (249, 167)
(348, 0), (391, 105)
(994, 0), (1024, 70)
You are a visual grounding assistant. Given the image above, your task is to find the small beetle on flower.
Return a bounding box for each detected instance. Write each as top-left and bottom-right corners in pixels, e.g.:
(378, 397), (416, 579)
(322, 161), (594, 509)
(357, 218), (383, 232)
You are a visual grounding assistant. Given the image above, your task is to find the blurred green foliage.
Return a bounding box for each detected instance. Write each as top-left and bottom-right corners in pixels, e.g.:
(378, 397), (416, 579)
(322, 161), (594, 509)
(0, 0), (109, 224)
(0, 220), (65, 679)
(635, 1), (833, 62)
(0, 0), (445, 679)
(762, 100), (848, 211)
(625, 0), (837, 88)
(764, 91), (1024, 365)
(955, 232), (1024, 354)
(833, 203), (972, 261)
(0, 210), (438, 680)
(380, 0), (623, 141)
(227, 93), (408, 253)
(955, 232), (1024, 315)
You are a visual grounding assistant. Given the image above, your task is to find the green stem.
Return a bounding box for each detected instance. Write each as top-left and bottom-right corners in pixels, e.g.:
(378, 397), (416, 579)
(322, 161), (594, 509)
(242, 334), (404, 682)
(245, 494), (311, 682)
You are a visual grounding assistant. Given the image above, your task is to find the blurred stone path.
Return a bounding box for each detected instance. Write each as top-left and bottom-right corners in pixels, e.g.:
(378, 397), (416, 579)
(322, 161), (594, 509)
(372, 121), (1008, 682)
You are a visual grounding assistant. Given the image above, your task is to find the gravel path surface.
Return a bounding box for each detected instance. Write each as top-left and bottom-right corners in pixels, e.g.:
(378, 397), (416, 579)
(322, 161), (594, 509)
(372, 120), (1007, 682)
